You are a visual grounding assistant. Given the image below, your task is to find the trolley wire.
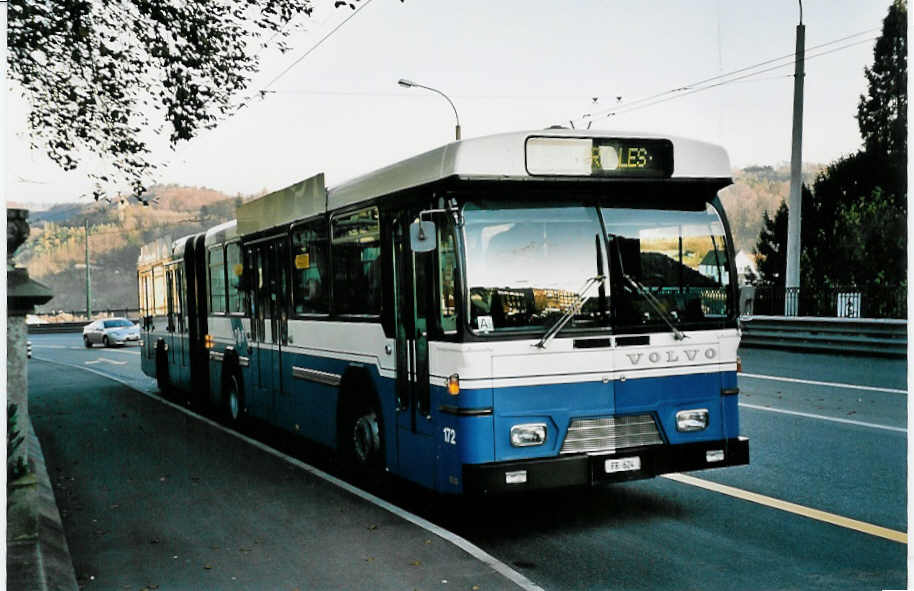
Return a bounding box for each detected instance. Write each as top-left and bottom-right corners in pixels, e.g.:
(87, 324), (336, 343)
(568, 28), (878, 125)
(259, 0), (375, 93)
(153, 1), (375, 199)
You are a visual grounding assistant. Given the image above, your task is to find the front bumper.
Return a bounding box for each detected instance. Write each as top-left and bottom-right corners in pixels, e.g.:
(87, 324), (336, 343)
(463, 437), (749, 494)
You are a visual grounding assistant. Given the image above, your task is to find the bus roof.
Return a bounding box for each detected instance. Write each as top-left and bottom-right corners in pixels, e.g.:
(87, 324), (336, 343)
(327, 129), (731, 211)
(137, 236), (173, 267)
(204, 220), (238, 246)
(204, 129), (732, 242)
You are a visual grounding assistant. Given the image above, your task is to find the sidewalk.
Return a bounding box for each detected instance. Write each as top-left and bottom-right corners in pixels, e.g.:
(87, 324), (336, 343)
(7, 421), (79, 591)
(23, 358), (532, 590)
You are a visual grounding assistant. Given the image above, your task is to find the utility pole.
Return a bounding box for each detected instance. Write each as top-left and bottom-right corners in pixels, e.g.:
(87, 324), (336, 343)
(85, 219), (92, 319)
(784, 1), (805, 316)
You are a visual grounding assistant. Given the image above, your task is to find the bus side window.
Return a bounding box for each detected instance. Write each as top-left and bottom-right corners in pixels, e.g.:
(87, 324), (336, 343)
(166, 269), (175, 331)
(138, 271), (148, 317)
(291, 221), (330, 315)
(226, 242), (245, 314)
(331, 207), (381, 316)
(152, 265), (166, 316)
(175, 268), (185, 332)
(438, 224), (458, 333)
(208, 246), (226, 315)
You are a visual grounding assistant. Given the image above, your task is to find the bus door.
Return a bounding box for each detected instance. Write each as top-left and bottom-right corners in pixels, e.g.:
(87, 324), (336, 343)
(165, 267), (177, 364)
(175, 266), (187, 378)
(393, 214), (435, 488)
(249, 239), (286, 419)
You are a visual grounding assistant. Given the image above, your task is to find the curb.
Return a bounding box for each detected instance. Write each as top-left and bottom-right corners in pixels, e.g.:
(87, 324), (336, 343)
(6, 422), (79, 591)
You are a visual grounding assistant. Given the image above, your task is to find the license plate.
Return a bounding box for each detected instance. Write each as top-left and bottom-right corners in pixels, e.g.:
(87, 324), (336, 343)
(605, 456), (641, 474)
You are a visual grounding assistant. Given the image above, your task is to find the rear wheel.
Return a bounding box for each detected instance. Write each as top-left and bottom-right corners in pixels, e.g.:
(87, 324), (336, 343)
(224, 372), (245, 428)
(155, 345), (171, 398)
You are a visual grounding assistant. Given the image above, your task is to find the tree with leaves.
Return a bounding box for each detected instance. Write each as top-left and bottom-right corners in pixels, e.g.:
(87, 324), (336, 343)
(8, 0), (361, 202)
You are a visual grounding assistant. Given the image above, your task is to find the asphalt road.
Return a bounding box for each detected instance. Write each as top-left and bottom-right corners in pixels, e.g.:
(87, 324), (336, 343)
(28, 334), (907, 590)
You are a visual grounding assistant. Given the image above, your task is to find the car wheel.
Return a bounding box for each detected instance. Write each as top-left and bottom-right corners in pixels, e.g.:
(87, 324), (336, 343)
(102, 335), (110, 347)
(84, 336), (92, 348)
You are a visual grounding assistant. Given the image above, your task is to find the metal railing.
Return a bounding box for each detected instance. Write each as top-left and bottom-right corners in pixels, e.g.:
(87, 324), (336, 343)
(742, 285), (905, 319)
(31, 308), (141, 323)
(27, 309), (141, 334)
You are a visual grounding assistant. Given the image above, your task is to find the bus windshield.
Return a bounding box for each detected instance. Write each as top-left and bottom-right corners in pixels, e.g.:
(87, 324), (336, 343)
(462, 198), (732, 335)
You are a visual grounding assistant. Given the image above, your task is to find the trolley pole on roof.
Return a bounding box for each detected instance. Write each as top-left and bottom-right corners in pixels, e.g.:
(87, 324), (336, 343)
(784, 1), (805, 316)
(85, 219), (92, 320)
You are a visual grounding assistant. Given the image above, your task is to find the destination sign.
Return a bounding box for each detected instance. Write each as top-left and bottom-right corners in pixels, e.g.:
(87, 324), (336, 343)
(526, 136), (673, 178)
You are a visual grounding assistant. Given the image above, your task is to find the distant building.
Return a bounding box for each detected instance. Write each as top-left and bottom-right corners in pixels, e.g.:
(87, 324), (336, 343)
(698, 250), (729, 286)
(698, 249), (757, 286)
(734, 250), (758, 285)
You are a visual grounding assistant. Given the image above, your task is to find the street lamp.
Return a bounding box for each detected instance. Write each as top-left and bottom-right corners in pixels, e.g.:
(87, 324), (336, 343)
(398, 78), (461, 140)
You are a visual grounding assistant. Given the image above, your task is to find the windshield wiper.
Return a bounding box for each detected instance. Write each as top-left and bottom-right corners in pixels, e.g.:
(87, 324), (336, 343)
(621, 272), (688, 341)
(535, 274), (605, 349)
(606, 232), (687, 341)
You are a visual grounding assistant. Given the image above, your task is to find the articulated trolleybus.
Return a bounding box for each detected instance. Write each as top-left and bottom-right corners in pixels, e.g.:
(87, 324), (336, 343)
(139, 129), (749, 494)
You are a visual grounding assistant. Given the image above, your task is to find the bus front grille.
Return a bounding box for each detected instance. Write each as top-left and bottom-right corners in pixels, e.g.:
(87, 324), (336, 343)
(560, 414), (663, 454)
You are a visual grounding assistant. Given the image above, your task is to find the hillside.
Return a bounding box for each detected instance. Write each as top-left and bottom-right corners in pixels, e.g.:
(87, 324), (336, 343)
(13, 185), (241, 314)
(719, 163), (824, 254)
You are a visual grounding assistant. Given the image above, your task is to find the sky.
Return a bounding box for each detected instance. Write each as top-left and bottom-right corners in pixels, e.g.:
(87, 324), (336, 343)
(5, 0), (896, 206)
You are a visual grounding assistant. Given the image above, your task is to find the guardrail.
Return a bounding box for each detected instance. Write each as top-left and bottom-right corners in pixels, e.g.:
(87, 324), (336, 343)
(28, 318), (141, 334)
(28, 322), (89, 334)
(740, 315), (906, 357)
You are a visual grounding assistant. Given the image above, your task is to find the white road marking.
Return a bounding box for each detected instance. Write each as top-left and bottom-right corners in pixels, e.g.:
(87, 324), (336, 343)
(103, 348), (141, 356)
(740, 402), (906, 433)
(30, 356), (544, 591)
(85, 358), (129, 366)
(739, 372), (906, 395)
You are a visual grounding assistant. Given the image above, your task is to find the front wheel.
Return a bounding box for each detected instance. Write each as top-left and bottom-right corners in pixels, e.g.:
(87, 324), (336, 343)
(102, 335), (110, 348)
(83, 336), (92, 348)
(342, 400), (384, 475)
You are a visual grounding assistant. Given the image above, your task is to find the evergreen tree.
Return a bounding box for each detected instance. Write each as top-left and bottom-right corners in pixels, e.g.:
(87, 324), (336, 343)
(857, 0), (907, 165)
(753, 201), (789, 286)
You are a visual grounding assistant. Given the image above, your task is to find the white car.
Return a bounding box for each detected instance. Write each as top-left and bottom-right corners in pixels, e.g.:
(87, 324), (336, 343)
(83, 318), (141, 347)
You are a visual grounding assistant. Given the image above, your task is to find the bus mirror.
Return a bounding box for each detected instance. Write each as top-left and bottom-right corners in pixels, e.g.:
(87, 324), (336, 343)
(410, 220), (437, 253)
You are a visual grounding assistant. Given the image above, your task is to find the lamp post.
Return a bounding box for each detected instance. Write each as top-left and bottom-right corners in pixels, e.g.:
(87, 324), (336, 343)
(398, 78), (461, 140)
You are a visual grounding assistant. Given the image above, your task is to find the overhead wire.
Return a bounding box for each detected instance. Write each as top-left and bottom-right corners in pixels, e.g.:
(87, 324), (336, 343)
(569, 27), (879, 125)
(260, 0), (375, 92)
(591, 36), (877, 121)
(150, 1), (375, 202)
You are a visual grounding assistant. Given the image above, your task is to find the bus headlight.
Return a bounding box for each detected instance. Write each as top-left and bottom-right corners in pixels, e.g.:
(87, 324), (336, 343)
(510, 423), (547, 447)
(676, 409), (709, 432)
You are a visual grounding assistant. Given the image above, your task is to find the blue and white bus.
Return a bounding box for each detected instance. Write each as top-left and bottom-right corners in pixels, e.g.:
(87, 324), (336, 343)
(139, 129), (749, 494)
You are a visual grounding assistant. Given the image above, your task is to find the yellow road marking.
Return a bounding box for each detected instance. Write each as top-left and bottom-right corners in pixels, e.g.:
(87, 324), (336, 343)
(663, 472), (907, 545)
